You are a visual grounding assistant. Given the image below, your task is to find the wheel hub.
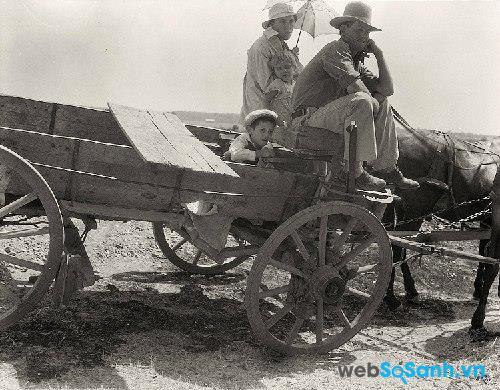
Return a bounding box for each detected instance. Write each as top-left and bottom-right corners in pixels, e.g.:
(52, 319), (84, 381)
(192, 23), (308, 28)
(310, 266), (349, 305)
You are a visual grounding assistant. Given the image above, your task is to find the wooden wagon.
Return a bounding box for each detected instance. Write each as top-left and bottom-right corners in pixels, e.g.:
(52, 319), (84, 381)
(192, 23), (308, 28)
(0, 94), (498, 355)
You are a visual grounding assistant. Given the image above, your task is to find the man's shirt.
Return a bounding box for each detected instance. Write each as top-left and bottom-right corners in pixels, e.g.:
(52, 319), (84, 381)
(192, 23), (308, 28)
(292, 40), (377, 111)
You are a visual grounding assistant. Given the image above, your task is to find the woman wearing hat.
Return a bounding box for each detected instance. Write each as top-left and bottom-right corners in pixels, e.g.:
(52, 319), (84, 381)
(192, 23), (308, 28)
(240, 3), (303, 125)
(291, 1), (419, 191)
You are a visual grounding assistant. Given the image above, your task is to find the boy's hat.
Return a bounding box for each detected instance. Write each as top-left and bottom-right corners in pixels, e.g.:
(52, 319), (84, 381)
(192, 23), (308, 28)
(330, 1), (381, 32)
(262, 3), (297, 29)
(245, 109), (278, 127)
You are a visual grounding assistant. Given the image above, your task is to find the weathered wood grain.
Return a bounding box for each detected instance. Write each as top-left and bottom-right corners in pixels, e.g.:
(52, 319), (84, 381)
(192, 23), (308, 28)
(53, 104), (128, 144)
(108, 103), (197, 168)
(273, 124), (344, 155)
(0, 95), (54, 133)
(1, 97), (319, 221)
(108, 103), (238, 177)
(185, 124), (239, 144)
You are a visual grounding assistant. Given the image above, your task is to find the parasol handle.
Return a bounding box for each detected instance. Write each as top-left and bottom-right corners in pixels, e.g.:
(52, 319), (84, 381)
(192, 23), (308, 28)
(295, 0), (311, 48)
(295, 29), (304, 48)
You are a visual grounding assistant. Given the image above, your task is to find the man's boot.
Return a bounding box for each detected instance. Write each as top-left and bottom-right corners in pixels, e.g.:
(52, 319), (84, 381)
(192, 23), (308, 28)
(355, 170), (387, 191)
(374, 166), (420, 190)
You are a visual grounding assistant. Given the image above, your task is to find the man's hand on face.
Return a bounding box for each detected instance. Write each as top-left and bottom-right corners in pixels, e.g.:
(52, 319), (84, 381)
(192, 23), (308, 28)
(365, 39), (382, 57)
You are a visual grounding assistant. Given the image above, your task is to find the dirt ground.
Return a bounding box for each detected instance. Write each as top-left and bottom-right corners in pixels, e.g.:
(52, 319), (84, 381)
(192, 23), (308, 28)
(0, 219), (499, 390)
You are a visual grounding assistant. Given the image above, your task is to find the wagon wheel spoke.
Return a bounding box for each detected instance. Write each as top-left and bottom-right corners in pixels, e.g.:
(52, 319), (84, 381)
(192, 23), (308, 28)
(246, 202), (392, 354)
(337, 235), (376, 268)
(285, 317), (305, 345)
(290, 230), (310, 261)
(268, 259), (309, 280)
(192, 250), (203, 265)
(152, 224), (251, 275)
(330, 217), (358, 251)
(0, 193), (38, 219)
(258, 285), (289, 299)
(346, 286), (371, 299)
(265, 302), (294, 329)
(355, 263), (378, 275)
(172, 237), (188, 252)
(0, 253), (44, 272)
(0, 226), (49, 240)
(318, 216), (328, 267)
(334, 307), (352, 329)
(315, 298), (324, 343)
(0, 146), (64, 331)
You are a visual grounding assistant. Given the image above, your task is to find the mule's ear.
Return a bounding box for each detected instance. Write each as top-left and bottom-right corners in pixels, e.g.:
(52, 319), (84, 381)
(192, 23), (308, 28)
(417, 177), (449, 191)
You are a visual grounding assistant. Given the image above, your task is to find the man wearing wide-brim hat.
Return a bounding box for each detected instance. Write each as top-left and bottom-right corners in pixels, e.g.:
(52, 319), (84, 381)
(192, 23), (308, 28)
(291, 1), (419, 191)
(240, 3), (303, 125)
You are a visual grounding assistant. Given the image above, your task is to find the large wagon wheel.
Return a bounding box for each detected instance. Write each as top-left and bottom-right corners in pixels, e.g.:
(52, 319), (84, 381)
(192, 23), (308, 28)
(0, 145), (64, 330)
(245, 201), (392, 354)
(152, 224), (251, 275)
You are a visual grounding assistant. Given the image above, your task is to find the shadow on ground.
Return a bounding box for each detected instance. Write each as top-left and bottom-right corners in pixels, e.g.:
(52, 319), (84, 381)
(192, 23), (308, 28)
(424, 320), (500, 362)
(371, 296), (480, 327)
(0, 283), (356, 389)
(112, 270), (246, 286)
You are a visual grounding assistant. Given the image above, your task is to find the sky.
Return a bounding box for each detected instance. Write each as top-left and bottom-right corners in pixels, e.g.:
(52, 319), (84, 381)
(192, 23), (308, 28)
(0, 0), (499, 135)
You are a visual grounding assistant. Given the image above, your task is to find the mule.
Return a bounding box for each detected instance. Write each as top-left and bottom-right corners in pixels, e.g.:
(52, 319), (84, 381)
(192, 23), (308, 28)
(384, 110), (500, 334)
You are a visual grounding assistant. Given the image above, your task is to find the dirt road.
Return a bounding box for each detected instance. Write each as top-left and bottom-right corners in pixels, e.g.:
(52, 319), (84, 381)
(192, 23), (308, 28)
(0, 220), (499, 389)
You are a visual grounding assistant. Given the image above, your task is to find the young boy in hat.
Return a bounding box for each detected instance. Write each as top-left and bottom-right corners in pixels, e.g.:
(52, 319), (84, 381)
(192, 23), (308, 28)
(226, 109), (277, 165)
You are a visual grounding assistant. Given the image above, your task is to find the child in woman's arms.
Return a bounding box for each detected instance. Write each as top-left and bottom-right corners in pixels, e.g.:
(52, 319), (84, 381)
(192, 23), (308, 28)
(265, 52), (294, 127)
(225, 109), (277, 166)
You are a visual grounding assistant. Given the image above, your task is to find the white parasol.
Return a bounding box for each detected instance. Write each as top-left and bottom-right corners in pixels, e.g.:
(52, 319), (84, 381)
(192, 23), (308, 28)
(294, 0), (339, 46)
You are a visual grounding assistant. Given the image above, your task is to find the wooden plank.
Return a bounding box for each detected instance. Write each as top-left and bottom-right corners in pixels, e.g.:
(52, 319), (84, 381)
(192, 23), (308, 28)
(1, 118), (317, 221)
(0, 95), (54, 133)
(108, 103), (197, 168)
(60, 200), (185, 224)
(156, 112), (237, 176)
(1, 125), (316, 219)
(108, 103), (238, 177)
(53, 104), (129, 145)
(148, 111), (209, 171)
(185, 124), (239, 144)
(273, 124), (344, 154)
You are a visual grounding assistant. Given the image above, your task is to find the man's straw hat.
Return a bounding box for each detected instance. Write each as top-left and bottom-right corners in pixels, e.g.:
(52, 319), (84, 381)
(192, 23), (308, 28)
(262, 3), (297, 29)
(330, 1), (381, 32)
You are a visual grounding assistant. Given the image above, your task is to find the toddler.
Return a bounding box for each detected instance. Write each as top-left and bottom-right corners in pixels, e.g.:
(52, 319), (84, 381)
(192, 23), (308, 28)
(265, 52), (294, 127)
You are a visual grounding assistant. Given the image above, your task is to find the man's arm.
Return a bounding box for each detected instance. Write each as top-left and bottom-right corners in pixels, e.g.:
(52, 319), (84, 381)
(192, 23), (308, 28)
(366, 39), (394, 96)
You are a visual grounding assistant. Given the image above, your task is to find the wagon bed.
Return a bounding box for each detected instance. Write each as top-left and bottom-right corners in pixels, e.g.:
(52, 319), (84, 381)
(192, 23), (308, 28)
(0, 95), (317, 222)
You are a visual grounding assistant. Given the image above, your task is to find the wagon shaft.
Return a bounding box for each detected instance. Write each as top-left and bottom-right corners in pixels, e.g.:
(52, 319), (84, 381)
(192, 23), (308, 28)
(389, 235), (500, 265)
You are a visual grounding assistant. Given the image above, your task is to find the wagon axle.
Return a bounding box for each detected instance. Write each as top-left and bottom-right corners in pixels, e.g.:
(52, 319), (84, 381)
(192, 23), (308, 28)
(310, 265), (355, 305)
